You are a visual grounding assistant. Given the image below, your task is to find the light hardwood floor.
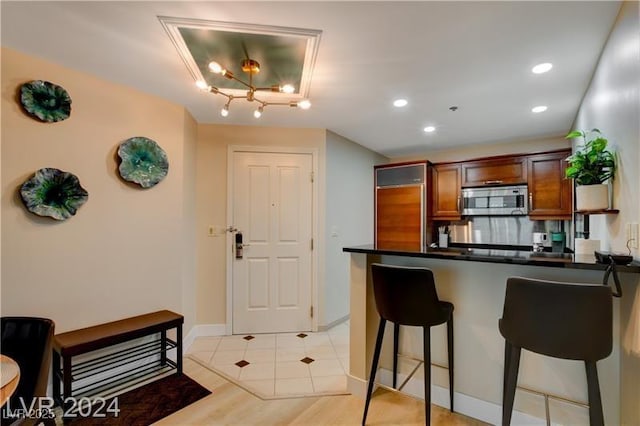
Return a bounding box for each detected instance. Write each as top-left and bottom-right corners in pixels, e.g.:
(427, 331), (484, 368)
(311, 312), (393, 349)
(157, 357), (489, 425)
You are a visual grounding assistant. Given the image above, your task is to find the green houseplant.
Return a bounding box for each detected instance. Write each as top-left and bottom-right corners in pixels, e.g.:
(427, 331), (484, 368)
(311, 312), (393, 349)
(565, 128), (616, 211)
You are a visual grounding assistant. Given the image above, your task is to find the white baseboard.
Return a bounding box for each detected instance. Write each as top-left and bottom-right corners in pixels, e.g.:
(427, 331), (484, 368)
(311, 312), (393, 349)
(345, 367), (545, 425)
(318, 315), (350, 332)
(346, 374), (368, 399)
(183, 323), (227, 352)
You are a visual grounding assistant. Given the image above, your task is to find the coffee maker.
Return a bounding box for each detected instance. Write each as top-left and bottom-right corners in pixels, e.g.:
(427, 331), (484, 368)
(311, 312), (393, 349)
(532, 232), (547, 252)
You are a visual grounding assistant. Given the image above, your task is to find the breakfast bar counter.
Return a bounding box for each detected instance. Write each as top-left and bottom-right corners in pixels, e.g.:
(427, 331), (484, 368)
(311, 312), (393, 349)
(343, 244), (640, 425)
(343, 244), (640, 272)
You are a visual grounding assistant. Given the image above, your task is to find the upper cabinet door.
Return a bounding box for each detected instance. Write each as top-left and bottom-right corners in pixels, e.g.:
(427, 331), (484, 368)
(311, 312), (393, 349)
(431, 163), (461, 220)
(527, 150), (573, 219)
(461, 157), (527, 187)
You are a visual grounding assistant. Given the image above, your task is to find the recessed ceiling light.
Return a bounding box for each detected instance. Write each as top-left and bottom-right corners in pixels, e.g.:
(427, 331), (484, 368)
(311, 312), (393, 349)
(532, 63), (553, 74)
(423, 126), (436, 133)
(532, 105), (548, 113)
(393, 99), (408, 107)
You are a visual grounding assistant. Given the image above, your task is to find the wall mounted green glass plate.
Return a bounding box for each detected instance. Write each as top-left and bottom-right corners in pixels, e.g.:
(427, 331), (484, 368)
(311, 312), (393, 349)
(20, 80), (72, 122)
(20, 168), (88, 220)
(118, 137), (169, 188)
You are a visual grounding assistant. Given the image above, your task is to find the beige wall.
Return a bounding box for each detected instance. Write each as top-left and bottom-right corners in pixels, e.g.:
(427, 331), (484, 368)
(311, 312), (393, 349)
(1, 48), (197, 332)
(573, 0), (640, 259)
(181, 111), (198, 333)
(195, 124), (326, 326)
(571, 2), (640, 424)
(391, 135), (570, 164)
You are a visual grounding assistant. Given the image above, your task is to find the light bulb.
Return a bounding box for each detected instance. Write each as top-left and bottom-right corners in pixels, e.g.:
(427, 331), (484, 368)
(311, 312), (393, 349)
(254, 106), (263, 118)
(423, 126), (436, 133)
(208, 61), (223, 74)
(221, 105), (229, 117)
(195, 80), (208, 90)
(393, 99), (408, 107)
(281, 84), (295, 94)
(531, 105), (547, 113)
(297, 100), (311, 110)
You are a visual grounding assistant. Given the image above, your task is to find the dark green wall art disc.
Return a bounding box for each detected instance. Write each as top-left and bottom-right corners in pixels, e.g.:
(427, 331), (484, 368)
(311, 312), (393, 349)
(20, 80), (72, 122)
(117, 137), (169, 188)
(20, 168), (88, 220)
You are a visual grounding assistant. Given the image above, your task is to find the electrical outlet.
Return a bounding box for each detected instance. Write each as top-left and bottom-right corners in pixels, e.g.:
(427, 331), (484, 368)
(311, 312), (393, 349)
(628, 223), (639, 249)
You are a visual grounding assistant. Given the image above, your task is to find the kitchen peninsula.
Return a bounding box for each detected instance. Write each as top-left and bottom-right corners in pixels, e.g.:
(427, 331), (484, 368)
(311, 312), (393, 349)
(343, 244), (640, 425)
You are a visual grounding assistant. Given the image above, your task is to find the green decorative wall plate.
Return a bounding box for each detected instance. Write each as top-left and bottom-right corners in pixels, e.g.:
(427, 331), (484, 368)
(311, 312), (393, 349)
(118, 137), (169, 188)
(20, 80), (72, 122)
(20, 168), (88, 220)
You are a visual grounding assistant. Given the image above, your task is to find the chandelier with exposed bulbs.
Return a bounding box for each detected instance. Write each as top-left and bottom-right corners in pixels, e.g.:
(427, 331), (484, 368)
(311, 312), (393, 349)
(196, 58), (311, 118)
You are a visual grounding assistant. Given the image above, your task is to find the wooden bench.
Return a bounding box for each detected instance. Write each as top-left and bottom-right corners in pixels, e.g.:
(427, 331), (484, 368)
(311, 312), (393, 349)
(52, 310), (183, 408)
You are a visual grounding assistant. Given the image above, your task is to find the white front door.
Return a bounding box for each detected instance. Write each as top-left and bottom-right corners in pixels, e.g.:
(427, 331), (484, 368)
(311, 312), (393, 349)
(231, 151), (313, 334)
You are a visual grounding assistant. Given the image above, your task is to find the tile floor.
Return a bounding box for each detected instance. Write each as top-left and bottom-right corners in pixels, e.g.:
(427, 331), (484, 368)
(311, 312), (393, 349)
(187, 321), (349, 399)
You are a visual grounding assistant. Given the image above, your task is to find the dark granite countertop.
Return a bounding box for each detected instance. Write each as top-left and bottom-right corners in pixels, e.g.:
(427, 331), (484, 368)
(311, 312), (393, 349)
(343, 244), (640, 273)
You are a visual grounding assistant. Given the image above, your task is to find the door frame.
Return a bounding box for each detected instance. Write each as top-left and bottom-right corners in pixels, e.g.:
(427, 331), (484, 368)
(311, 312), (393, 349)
(226, 145), (319, 335)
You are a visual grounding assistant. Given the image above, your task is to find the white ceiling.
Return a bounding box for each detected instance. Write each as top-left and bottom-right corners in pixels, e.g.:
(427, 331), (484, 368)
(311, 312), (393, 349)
(1, 1), (622, 157)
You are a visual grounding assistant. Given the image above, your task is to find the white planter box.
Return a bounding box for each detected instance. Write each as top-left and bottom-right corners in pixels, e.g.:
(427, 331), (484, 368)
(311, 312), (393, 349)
(576, 184), (609, 211)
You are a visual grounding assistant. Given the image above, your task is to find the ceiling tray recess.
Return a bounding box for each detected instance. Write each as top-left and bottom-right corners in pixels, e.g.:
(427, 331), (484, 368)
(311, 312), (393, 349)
(159, 16), (322, 102)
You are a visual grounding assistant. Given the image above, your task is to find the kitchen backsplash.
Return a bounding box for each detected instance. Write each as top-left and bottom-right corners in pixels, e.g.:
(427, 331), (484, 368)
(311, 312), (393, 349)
(447, 216), (572, 249)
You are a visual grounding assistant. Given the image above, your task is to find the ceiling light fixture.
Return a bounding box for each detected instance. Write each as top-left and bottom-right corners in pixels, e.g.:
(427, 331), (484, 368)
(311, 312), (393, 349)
(424, 126), (436, 133)
(281, 84), (295, 94)
(197, 58), (311, 118)
(532, 63), (553, 74)
(393, 99), (408, 107)
(532, 105), (548, 113)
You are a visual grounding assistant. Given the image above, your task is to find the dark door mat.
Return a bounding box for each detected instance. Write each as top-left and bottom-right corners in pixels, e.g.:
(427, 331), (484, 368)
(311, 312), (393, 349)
(64, 373), (211, 425)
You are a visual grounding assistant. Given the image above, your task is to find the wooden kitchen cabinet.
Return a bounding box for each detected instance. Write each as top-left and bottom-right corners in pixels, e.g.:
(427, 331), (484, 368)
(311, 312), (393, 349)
(461, 157), (527, 187)
(527, 150), (572, 219)
(431, 163), (462, 219)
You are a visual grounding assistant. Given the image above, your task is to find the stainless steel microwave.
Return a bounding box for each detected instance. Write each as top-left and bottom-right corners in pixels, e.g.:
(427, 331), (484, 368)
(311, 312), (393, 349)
(462, 185), (528, 216)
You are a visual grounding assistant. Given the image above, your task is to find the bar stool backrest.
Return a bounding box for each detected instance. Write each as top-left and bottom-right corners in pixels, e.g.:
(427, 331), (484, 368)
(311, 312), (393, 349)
(371, 263), (448, 327)
(499, 277), (612, 361)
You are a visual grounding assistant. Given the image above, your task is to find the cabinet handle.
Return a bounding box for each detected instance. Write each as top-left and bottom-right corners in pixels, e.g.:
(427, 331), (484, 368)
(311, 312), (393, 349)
(457, 195), (462, 213)
(484, 180), (503, 185)
(529, 193), (533, 211)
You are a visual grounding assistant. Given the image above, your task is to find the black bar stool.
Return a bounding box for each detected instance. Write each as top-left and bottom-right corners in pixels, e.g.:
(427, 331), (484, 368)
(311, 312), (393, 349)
(362, 264), (454, 426)
(499, 277), (613, 426)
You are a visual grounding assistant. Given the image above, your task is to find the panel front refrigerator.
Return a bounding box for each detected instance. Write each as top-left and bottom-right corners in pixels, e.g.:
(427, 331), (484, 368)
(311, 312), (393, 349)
(374, 162), (428, 250)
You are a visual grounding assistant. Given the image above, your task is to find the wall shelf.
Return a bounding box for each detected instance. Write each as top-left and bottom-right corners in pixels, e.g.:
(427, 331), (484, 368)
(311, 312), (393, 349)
(575, 209), (619, 214)
(573, 209), (619, 240)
